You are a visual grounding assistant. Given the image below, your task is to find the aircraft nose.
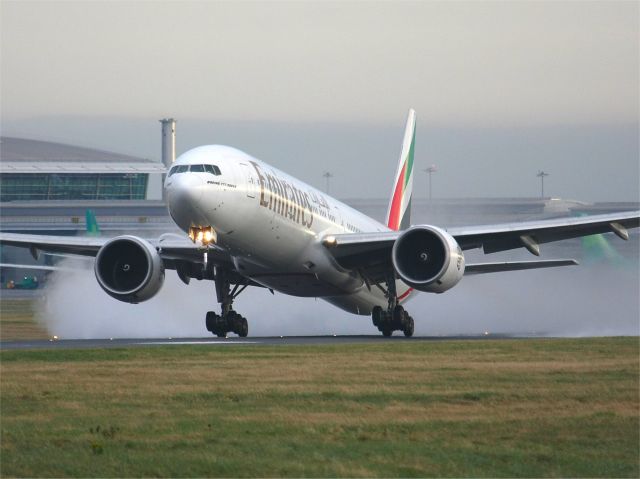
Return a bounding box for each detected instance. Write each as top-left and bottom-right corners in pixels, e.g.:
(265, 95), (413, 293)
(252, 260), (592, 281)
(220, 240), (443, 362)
(166, 173), (206, 229)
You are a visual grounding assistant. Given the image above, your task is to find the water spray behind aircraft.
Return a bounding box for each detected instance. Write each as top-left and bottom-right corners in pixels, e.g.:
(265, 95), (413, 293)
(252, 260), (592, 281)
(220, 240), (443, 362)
(37, 237), (639, 339)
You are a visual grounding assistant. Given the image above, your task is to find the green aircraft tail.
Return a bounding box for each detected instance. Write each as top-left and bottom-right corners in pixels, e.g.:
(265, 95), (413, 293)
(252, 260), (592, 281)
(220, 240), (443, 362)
(85, 209), (100, 236)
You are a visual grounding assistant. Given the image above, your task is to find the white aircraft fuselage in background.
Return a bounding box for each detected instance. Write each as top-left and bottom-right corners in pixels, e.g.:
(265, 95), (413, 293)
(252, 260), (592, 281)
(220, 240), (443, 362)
(165, 145), (413, 315)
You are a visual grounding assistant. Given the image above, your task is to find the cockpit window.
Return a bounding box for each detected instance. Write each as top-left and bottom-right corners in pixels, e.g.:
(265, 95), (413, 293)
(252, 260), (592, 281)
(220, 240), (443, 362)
(168, 165), (190, 176)
(170, 164), (221, 175)
(204, 164), (222, 175)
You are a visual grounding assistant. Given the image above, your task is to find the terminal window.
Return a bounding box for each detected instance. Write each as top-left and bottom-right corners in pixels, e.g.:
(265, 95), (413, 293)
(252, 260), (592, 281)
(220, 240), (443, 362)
(0, 173), (148, 201)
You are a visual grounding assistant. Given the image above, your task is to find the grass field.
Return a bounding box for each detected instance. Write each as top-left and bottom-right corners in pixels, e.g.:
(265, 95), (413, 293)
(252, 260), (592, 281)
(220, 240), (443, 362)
(0, 299), (48, 341)
(1, 337), (638, 477)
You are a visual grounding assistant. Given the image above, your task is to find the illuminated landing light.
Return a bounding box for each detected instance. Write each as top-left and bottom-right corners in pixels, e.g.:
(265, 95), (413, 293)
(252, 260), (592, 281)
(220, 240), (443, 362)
(188, 226), (217, 246)
(323, 235), (337, 247)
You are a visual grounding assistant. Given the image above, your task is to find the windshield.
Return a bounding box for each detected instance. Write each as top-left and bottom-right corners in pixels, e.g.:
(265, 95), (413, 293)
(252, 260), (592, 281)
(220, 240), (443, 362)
(168, 164), (221, 176)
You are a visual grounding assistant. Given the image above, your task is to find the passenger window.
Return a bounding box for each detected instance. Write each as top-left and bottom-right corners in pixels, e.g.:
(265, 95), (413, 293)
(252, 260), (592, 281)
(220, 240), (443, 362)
(190, 164), (205, 172)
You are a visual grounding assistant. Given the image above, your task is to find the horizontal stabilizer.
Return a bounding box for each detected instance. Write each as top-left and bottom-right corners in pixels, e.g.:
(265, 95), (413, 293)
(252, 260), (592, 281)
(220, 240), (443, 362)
(465, 259), (578, 275)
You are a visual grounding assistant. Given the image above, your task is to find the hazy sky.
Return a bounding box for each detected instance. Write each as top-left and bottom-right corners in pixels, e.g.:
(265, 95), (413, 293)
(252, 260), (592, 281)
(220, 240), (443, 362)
(1, 1), (638, 201)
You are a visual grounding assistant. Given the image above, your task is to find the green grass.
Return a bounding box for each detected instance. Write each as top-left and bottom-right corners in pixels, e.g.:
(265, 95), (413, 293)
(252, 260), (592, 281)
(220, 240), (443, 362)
(0, 299), (49, 341)
(1, 338), (638, 477)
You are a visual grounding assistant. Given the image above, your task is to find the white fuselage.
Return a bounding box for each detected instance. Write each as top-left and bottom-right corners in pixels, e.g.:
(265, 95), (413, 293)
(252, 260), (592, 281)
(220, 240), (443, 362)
(164, 145), (413, 315)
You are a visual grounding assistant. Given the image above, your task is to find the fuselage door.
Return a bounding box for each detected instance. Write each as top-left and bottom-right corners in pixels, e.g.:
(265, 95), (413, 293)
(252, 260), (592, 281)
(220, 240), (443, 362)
(240, 163), (256, 198)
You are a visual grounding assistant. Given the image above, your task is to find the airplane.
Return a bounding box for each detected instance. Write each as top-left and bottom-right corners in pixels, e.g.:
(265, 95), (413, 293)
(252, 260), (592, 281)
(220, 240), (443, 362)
(1, 109), (638, 337)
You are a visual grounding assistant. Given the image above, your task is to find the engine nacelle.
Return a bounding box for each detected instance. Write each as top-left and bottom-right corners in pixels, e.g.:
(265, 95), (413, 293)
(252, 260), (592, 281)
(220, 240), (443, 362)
(94, 235), (164, 303)
(391, 226), (465, 293)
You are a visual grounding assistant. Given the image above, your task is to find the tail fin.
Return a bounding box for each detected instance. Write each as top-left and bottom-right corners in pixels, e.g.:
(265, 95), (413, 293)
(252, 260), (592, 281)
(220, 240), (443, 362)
(386, 109), (416, 231)
(85, 209), (100, 236)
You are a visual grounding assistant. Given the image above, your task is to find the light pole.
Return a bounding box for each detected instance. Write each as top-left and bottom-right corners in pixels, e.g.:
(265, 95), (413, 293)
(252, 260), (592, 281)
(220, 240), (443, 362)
(536, 170), (549, 198)
(423, 165), (437, 201)
(322, 171), (333, 194)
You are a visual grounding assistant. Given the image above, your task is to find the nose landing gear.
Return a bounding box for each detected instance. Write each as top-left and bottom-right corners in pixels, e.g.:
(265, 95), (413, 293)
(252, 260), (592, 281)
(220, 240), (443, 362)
(371, 274), (414, 337)
(205, 268), (249, 338)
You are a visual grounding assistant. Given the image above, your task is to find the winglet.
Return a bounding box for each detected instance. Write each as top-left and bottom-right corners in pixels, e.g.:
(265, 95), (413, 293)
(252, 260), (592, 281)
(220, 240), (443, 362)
(386, 109), (416, 231)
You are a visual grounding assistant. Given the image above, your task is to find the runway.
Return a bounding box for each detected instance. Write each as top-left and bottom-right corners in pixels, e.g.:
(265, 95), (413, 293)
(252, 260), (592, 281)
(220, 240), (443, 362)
(0, 333), (528, 350)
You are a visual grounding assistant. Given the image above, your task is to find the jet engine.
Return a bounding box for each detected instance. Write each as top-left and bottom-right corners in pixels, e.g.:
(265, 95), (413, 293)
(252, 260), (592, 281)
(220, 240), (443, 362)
(391, 226), (465, 293)
(94, 235), (164, 303)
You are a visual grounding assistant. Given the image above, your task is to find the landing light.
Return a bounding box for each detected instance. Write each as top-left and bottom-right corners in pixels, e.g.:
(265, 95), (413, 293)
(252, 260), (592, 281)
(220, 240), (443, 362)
(188, 226), (217, 246)
(323, 235), (337, 247)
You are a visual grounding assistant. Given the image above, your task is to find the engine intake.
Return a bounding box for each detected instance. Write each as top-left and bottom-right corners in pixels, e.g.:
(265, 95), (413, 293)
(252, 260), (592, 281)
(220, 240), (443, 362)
(392, 226), (465, 293)
(94, 235), (164, 303)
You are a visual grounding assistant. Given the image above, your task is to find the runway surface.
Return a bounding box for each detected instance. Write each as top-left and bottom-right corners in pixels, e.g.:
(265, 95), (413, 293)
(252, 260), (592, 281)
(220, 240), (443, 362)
(0, 333), (530, 351)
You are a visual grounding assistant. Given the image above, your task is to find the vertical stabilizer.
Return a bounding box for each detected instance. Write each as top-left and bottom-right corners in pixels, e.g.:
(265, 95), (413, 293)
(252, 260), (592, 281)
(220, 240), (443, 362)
(386, 109), (416, 231)
(85, 209), (100, 236)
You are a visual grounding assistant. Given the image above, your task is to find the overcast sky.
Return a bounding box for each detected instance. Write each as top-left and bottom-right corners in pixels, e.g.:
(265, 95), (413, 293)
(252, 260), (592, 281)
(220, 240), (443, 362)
(1, 1), (638, 201)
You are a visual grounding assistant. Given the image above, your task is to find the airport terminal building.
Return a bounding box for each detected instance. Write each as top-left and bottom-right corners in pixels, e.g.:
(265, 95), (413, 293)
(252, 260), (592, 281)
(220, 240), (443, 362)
(0, 136), (169, 284)
(0, 137), (165, 202)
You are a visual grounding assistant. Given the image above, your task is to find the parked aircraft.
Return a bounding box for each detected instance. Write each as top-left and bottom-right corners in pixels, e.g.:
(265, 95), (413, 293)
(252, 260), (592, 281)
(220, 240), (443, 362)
(1, 110), (638, 337)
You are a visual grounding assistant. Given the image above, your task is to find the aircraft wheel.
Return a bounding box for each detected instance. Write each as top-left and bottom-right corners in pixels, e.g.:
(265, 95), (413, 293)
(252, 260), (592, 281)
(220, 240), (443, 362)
(371, 306), (384, 326)
(205, 311), (218, 333)
(392, 305), (405, 324)
(228, 311), (239, 331)
(403, 316), (414, 337)
(237, 317), (249, 337)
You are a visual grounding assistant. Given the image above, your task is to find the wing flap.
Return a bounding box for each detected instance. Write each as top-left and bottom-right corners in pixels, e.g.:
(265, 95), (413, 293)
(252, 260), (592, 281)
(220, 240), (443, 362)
(0, 263), (81, 272)
(465, 259), (578, 275)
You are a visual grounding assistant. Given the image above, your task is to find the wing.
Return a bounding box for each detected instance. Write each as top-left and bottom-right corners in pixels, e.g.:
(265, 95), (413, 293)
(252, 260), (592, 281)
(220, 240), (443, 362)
(0, 232), (234, 270)
(448, 210), (639, 254)
(0, 232), (106, 257)
(464, 259), (578, 275)
(323, 210), (639, 281)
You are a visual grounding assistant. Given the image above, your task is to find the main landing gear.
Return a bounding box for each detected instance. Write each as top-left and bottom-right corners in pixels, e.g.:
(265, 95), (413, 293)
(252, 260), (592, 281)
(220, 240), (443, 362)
(371, 274), (414, 337)
(205, 268), (249, 338)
